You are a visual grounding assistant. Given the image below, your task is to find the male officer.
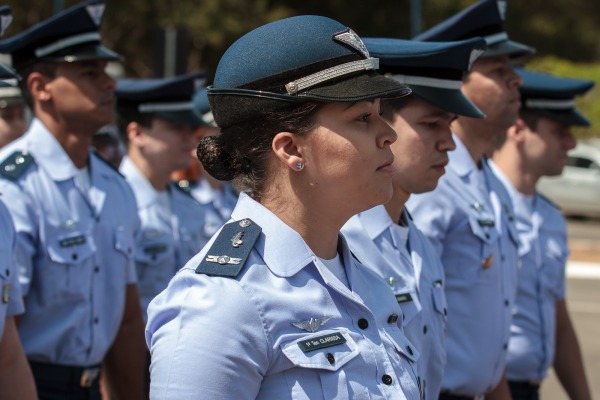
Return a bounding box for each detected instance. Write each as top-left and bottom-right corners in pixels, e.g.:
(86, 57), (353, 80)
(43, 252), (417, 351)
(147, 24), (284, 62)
(342, 37), (486, 400)
(0, 1), (146, 399)
(407, 1), (534, 398)
(115, 73), (212, 319)
(490, 69), (592, 400)
(0, 6), (36, 399)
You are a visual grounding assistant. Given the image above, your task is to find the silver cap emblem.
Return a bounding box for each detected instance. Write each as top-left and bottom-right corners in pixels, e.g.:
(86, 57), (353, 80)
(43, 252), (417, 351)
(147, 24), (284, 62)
(333, 29), (370, 58)
(86, 4), (105, 26)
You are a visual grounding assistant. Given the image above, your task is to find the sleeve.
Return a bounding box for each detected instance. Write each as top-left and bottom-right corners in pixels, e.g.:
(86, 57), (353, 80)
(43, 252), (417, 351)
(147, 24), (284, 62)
(0, 201), (24, 317)
(146, 270), (270, 399)
(0, 181), (38, 296)
(406, 187), (453, 258)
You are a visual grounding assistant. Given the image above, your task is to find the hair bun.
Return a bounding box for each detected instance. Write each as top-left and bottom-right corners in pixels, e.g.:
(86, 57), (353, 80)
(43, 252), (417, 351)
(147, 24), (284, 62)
(196, 136), (235, 181)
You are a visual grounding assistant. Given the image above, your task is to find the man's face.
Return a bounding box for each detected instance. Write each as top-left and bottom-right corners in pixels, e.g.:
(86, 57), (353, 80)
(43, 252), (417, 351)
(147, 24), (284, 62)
(46, 60), (116, 131)
(522, 117), (577, 177)
(387, 97), (456, 196)
(461, 56), (522, 135)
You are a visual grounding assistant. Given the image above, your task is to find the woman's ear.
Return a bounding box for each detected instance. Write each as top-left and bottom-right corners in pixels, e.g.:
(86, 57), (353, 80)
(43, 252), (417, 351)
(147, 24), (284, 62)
(272, 132), (305, 171)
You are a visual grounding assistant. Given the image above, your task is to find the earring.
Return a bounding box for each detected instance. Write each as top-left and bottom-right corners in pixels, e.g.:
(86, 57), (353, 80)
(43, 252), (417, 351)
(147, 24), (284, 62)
(296, 162), (304, 170)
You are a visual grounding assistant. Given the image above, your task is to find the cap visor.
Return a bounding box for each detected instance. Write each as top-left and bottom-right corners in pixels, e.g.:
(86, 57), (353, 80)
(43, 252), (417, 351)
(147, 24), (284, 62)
(46, 44), (123, 63)
(302, 72), (411, 102)
(155, 110), (205, 127)
(482, 40), (535, 59)
(410, 85), (485, 118)
(535, 108), (591, 127)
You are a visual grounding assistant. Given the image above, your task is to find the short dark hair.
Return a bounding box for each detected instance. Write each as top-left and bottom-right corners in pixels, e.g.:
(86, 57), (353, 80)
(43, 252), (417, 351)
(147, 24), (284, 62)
(115, 101), (153, 146)
(197, 101), (322, 201)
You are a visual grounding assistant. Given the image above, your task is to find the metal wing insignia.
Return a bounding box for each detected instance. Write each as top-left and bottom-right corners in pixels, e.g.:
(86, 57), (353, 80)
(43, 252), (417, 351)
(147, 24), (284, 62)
(291, 316), (333, 333)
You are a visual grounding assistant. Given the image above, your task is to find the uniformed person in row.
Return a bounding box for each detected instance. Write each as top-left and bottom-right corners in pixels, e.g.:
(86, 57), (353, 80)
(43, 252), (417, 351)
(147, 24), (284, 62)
(173, 86), (238, 237)
(0, 6), (36, 399)
(406, 0), (534, 398)
(490, 69), (593, 400)
(0, 1), (146, 398)
(343, 36), (487, 400)
(146, 15), (424, 399)
(92, 124), (123, 168)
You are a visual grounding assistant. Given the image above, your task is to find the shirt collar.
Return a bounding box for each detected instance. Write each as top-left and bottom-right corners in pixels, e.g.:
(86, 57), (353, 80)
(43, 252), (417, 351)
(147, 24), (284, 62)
(231, 193), (321, 277)
(119, 156), (159, 208)
(22, 118), (79, 181)
(448, 133), (478, 178)
(357, 204), (394, 240)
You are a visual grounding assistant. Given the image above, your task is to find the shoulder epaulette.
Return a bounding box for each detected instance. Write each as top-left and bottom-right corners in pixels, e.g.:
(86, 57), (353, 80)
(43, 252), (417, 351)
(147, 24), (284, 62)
(195, 218), (262, 278)
(90, 149), (124, 177)
(0, 150), (35, 181)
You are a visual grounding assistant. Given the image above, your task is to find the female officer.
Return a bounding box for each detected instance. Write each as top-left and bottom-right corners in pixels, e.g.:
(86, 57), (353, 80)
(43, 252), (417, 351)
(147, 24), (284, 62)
(146, 15), (422, 399)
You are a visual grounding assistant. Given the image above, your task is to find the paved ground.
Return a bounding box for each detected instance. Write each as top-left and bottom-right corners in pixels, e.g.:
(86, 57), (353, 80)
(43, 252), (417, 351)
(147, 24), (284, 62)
(540, 217), (600, 399)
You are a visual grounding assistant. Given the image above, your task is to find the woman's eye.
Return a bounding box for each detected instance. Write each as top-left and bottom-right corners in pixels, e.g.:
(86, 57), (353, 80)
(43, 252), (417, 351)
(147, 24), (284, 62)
(358, 113), (371, 122)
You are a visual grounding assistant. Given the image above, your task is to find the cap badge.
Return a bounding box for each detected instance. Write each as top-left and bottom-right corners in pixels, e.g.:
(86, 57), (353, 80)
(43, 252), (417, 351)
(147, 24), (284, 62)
(292, 316), (333, 333)
(333, 29), (370, 58)
(0, 14), (12, 37)
(496, 0), (507, 21)
(86, 4), (105, 26)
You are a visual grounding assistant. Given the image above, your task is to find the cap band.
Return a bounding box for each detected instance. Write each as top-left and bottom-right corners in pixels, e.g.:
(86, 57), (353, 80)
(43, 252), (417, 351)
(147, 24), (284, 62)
(0, 86), (21, 97)
(525, 98), (576, 110)
(138, 101), (194, 113)
(35, 32), (101, 58)
(390, 74), (463, 90)
(285, 57), (379, 95)
(483, 32), (508, 46)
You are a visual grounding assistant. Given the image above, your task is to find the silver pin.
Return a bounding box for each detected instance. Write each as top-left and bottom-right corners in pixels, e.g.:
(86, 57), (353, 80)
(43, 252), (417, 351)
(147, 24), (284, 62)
(205, 255), (242, 265)
(231, 231), (244, 248)
(239, 219), (251, 228)
(386, 277), (397, 287)
(292, 316), (332, 333)
(471, 202), (485, 212)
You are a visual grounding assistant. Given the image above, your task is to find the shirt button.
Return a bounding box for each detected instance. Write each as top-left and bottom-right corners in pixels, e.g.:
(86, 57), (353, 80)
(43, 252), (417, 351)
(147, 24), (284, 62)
(406, 345), (413, 356)
(485, 233), (490, 239)
(94, 317), (99, 324)
(503, 343), (508, 350)
(387, 314), (399, 324)
(358, 318), (369, 330)
(72, 253), (78, 261)
(5, 269), (9, 276)
(444, 308), (448, 316)
(501, 255), (505, 262)
(423, 325), (428, 334)
(326, 353), (335, 365)
(382, 374), (393, 385)
(94, 266), (100, 273)
(505, 299), (509, 306)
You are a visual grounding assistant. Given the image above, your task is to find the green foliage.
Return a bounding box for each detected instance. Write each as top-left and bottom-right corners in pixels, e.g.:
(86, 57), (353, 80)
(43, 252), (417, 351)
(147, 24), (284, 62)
(526, 56), (600, 138)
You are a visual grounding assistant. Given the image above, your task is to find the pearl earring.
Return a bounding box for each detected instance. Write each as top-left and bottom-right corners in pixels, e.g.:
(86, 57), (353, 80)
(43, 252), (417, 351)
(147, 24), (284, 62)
(296, 162), (304, 170)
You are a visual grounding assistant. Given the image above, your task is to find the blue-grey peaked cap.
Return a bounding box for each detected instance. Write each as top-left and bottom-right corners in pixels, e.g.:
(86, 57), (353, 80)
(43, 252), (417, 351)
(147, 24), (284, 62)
(0, 6), (18, 80)
(208, 15), (411, 128)
(0, 0), (121, 68)
(518, 68), (595, 127)
(414, 0), (534, 59)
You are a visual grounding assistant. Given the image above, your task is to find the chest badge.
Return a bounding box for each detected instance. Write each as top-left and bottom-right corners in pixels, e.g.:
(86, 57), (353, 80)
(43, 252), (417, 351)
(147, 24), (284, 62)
(292, 316), (332, 333)
(2, 283), (11, 304)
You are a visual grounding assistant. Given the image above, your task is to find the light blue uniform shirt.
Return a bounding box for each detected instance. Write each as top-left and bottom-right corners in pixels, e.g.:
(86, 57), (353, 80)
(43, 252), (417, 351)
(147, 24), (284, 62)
(342, 205), (448, 400)
(490, 161), (567, 382)
(0, 199), (24, 340)
(120, 156), (210, 320)
(407, 135), (519, 396)
(189, 178), (238, 237)
(147, 193), (422, 400)
(0, 118), (139, 366)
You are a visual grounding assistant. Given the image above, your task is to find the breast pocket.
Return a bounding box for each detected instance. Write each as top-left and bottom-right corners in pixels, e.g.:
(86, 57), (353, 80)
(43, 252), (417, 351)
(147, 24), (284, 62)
(543, 237), (567, 298)
(45, 227), (96, 301)
(461, 213), (499, 283)
(281, 329), (360, 399)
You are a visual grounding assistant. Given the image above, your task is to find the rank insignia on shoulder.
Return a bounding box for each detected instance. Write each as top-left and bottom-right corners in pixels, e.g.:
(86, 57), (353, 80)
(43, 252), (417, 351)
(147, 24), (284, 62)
(0, 151), (34, 181)
(195, 218), (261, 278)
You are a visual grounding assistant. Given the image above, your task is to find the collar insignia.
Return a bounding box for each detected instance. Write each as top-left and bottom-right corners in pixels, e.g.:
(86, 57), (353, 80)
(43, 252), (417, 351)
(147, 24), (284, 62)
(0, 14), (12, 37)
(292, 316), (333, 333)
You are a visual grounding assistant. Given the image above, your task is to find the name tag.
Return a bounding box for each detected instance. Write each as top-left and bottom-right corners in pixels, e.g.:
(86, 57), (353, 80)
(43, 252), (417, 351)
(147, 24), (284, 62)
(144, 244), (168, 255)
(59, 235), (86, 248)
(477, 219), (495, 228)
(297, 332), (346, 353)
(396, 293), (413, 304)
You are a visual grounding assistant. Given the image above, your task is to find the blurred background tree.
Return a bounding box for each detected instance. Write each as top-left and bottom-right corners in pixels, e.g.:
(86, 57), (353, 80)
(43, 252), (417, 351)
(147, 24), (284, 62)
(3, 0), (600, 136)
